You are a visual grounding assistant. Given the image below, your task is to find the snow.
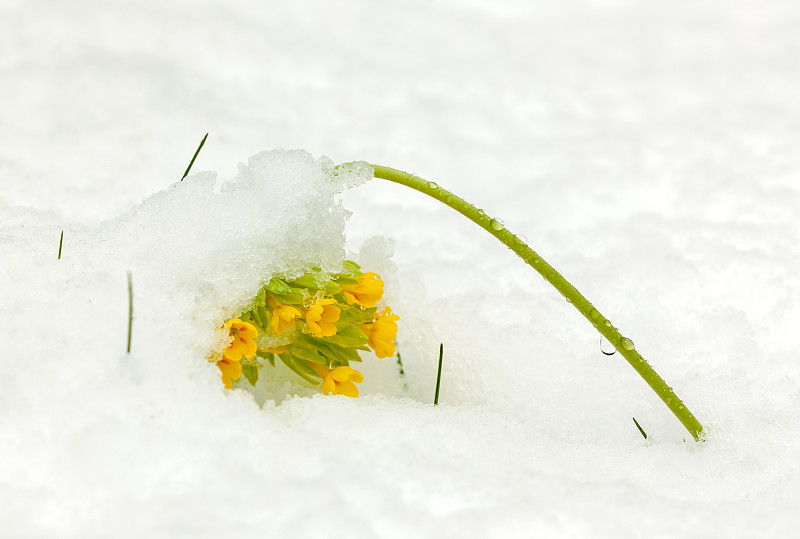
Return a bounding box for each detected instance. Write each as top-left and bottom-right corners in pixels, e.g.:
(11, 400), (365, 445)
(2, 0), (800, 537)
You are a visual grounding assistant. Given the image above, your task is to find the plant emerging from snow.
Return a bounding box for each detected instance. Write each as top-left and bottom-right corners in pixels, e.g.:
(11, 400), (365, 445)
(211, 260), (398, 397)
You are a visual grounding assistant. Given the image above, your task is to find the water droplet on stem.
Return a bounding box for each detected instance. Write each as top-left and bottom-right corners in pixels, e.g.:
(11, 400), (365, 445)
(490, 218), (505, 231)
(600, 337), (616, 356)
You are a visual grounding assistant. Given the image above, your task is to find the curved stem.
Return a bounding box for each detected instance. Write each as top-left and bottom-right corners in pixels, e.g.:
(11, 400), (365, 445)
(368, 164), (704, 441)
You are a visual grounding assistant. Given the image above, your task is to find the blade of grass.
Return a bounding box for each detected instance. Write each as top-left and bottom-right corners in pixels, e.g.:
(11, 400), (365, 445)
(434, 343), (443, 405)
(180, 132), (208, 181)
(58, 230), (63, 260)
(633, 417), (648, 439)
(127, 271), (133, 353)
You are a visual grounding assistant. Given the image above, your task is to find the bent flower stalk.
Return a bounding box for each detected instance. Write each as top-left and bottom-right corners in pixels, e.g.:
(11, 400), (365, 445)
(366, 163), (704, 442)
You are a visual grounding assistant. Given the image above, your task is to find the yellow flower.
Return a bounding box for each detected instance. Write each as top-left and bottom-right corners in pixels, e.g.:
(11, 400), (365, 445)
(340, 272), (383, 308)
(305, 298), (340, 337)
(359, 307), (399, 358)
(223, 318), (258, 361)
(269, 302), (303, 335)
(308, 363), (364, 398)
(216, 357), (242, 389)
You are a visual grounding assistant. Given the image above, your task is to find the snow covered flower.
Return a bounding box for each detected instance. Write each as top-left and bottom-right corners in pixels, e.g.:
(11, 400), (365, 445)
(211, 262), (398, 394)
(305, 298), (340, 337)
(359, 307), (400, 358)
(309, 363), (364, 398)
(216, 357), (242, 389)
(340, 272), (383, 308)
(268, 301), (302, 335)
(223, 318), (258, 361)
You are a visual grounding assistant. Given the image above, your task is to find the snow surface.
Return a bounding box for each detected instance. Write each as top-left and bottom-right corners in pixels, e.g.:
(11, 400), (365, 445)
(2, 0), (800, 537)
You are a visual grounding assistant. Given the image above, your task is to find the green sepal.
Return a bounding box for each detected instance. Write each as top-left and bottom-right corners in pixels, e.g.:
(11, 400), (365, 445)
(268, 286), (306, 305)
(241, 358), (260, 386)
(252, 289), (267, 307)
(340, 260), (362, 276)
(337, 304), (377, 325)
(327, 324), (369, 349)
(256, 350), (276, 367)
(278, 351), (321, 384)
(287, 273), (320, 291)
(266, 277), (291, 295)
(286, 339), (327, 365)
(323, 281), (341, 294)
(257, 306), (271, 332)
(297, 334), (360, 367)
(247, 309), (265, 332)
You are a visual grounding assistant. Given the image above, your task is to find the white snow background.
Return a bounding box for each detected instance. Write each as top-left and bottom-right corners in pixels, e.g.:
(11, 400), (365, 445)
(2, 0), (799, 537)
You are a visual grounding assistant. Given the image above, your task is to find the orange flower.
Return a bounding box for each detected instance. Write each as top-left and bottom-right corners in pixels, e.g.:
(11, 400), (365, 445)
(223, 318), (258, 361)
(305, 298), (340, 337)
(359, 307), (399, 358)
(308, 363), (364, 398)
(339, 272), (383, 308)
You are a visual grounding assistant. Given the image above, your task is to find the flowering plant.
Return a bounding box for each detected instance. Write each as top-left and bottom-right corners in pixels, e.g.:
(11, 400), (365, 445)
(210, 260), (398, 397)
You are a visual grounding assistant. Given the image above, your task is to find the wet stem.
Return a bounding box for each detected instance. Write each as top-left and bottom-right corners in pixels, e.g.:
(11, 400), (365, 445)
(367, 164), (704, 442)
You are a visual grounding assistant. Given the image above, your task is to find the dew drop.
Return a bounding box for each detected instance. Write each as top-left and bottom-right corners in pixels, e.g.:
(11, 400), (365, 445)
(444, 195), (453, 203)
(515, 233), (528, 244)
(620, 338), (635, 351)
(589, 309), (600, 320)
(600, 337), (616, 356)
(427, 181), (438, 189)
(490, 218), (505, 231)
(603, 320), (612, 328)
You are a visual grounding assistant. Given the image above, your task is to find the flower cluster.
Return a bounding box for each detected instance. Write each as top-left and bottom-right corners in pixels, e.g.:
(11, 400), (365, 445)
(212, 261), (398, 397)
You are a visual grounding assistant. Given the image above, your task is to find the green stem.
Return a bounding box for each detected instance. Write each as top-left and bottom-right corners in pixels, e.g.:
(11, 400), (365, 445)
(369, 164), (704, 441)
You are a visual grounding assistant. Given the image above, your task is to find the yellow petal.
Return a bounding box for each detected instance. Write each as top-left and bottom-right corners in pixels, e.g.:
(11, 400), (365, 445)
(318, 321), (337, 337)
(329, 366), (355, 382)
(223, 345), (241, 361)
(243, 337), (257, 359)
(238, 322), (258, 339)
(322, 376), (336, 395)
(218, 358), (242, 379)
(335, 381), (359, 398)
(225, 317), (242, 329)
(320, 306), (340, 323)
